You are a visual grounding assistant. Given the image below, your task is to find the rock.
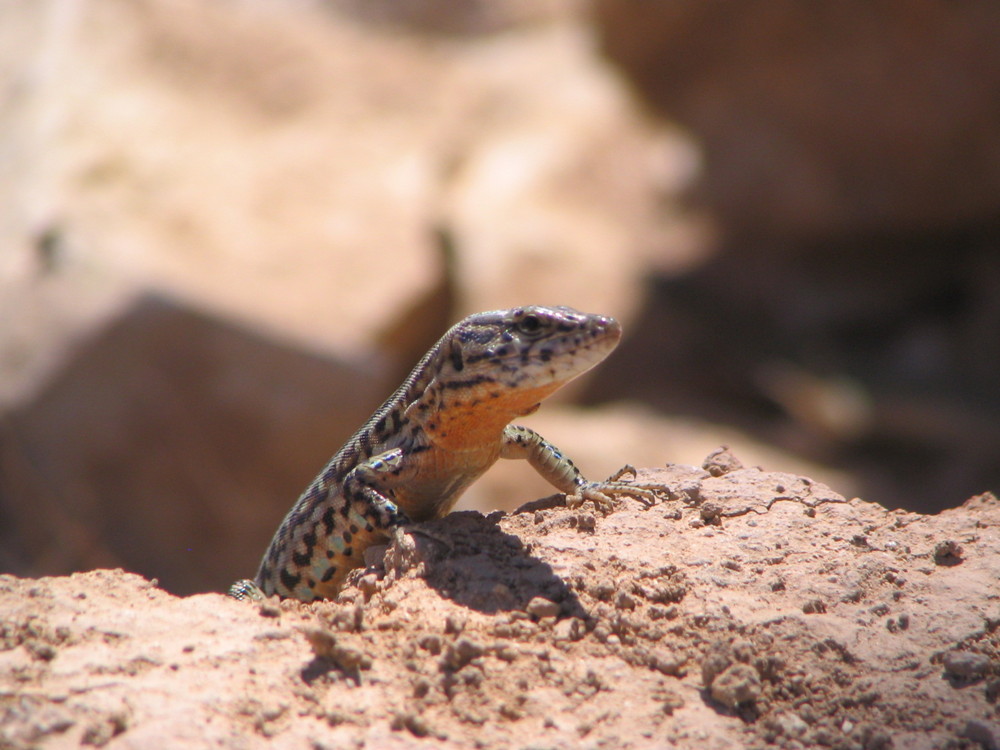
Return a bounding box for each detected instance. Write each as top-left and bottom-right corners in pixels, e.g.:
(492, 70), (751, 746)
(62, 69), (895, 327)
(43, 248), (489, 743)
(772, 712), (808, 739)
(595, 0), (1000, 237)
(709, 663), (762, 708)
(443, 638), (486, 670)
(702, 446), (744, 477)
(933, 540), (964, 565)
(526, 597), (561, 619)
(961, 719), (1000, 750)
(942, 650), (991, 681)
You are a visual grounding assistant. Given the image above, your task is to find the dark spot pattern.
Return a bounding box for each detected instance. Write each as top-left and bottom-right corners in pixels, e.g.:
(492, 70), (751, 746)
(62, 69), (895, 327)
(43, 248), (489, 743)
(279, 568), (301, 591)
(303, 530), (317, 554)
(441, 374), (493, 390)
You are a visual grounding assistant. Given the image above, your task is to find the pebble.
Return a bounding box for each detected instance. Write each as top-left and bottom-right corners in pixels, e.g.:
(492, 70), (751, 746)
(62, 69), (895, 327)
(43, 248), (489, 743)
(961, 719), (1000, 750)
(552, 617), (585, 642)
(443, 637), (485, 670)
(942, 650), (990, 680)
(709, 663), (761, 708)
(773, 711), (808, 738)
(526, 596), (560, 619)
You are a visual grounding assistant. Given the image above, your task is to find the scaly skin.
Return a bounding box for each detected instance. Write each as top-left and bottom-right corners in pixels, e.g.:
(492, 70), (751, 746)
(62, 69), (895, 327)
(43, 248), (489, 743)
(229, 305), (668, 602)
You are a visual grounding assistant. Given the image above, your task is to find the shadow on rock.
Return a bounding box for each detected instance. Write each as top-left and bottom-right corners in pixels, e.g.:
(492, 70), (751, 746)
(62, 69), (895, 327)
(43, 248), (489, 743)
(385, 510), (588, 619)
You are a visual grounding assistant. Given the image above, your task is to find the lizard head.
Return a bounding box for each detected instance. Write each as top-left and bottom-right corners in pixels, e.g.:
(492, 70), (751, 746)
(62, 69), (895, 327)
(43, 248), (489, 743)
(405, 305), (622, 447)
(442, 305), (622, 399)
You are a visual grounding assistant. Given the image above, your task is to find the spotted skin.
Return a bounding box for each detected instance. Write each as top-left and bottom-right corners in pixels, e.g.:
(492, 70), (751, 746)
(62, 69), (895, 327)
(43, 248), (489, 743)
(229, 305), (669, 602)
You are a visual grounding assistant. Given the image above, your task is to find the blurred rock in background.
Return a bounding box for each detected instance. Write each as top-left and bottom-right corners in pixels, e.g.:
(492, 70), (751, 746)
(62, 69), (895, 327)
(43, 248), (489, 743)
(1, 0), (996, 594)
(591, 0), (1000, 512)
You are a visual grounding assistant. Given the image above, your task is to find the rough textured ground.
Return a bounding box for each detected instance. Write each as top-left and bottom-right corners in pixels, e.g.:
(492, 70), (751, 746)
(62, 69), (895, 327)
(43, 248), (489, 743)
(2, 453), (998, 749)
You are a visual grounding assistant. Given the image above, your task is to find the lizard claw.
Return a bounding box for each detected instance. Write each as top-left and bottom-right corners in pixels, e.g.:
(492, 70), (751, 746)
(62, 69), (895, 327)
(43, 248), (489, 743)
(565, 483), (616, 512)
(228, 579), (266, 602)
(565, 466), (673, 513)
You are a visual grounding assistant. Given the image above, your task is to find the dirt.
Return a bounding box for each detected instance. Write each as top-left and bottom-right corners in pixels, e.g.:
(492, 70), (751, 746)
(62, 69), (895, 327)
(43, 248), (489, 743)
(2, 452), (998, 749)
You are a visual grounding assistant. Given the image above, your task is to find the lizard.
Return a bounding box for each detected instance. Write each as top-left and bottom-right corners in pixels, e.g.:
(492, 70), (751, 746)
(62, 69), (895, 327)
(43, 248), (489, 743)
(228, 305), (668, 603)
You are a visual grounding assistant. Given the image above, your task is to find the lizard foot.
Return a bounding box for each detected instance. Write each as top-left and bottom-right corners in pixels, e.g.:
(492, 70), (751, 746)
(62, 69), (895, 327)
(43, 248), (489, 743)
(228, 578), (266, 602)
(565, 465), (673, 512)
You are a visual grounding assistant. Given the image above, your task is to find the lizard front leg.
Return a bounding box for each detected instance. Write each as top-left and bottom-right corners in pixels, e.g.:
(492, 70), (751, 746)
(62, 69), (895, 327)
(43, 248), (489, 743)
(343, 448), (413, 533)
(230, 448), (417, 602)
(297, 448), (419, 599)
(500, 424), (672, 512)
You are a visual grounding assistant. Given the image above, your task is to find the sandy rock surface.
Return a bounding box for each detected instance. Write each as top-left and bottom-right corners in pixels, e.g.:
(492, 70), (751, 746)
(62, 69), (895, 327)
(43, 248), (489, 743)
(3, 459), (998, 749)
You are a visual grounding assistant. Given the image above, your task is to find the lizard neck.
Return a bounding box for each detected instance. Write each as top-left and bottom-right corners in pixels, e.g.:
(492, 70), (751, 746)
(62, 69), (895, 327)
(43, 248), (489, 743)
(414, 380), (565, 453)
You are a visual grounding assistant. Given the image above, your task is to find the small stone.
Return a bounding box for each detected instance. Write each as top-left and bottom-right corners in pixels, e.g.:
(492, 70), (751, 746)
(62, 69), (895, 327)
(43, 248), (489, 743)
(412, 677), (432, 698)
(444, 613), (466, 635)
(28, 643), (57, 661)
(961, 720), (1000, 750)
(443, 638), (485, 670)
(773, 712), (808, 738)
(648, 604), (678, 620)
(649, 648), (685, 676)
(526, 597), (560, 619)
(553, 617), (585, 642)
(701, 645), (733, 687)
(330, 603), (364, 632)
(709, 663), (761, 708)
(841, 587), (864, 603)
(81, 710), (129, 747)
(731, 639), (755, 662)
(700, 501), (724, 525)
(702, 446), (743, 476)
(587, 580), (616, 602)
(861, 727), (893, 750)
(302, 628), (372, 673)
(493, 643), (518, 662)
(933, 539), (964, 565)
(942, 649), (991, 680)
(802, 598), (827, 614)
(356, 573), (379, 600)
(257, 601), (281, 618)
(614, 592), (637, 611)
(418, 634), (442, 655)
(986, 677), (1000, 703)
(576, 513), (597, 533)
(302, 627), (337, 659)
(391, 712), (431, 738)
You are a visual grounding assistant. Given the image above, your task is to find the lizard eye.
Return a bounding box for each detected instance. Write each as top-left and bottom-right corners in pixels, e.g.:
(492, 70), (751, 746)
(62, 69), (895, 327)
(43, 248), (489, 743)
(515, 313), (543, 336)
